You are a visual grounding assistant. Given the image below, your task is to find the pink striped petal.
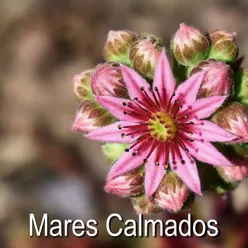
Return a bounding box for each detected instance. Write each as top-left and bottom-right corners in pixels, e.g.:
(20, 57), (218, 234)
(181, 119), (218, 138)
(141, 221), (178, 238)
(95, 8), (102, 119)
(145, 144), (167, 197)
(86, 121), (143, 143)
(169, 143), (202, 195)
(188, 96), (227, 120)
(96, 96), (148, 122)
(107, 141), (153, 180)
(121, 66), (157, 109)
(175, 72), (205, 106)
(192, 120), (237, 142)
(153, 51), (176, 103)
(187, 140), (232, 166)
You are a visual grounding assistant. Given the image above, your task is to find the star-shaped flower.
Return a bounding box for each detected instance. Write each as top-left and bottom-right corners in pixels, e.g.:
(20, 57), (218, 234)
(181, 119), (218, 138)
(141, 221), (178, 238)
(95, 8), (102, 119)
(86, 51), (236, 196)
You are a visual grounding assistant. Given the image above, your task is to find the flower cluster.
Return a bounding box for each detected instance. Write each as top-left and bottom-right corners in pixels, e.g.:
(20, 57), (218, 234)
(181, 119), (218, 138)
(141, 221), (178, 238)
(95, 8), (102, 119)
(72, 24), (248, 214)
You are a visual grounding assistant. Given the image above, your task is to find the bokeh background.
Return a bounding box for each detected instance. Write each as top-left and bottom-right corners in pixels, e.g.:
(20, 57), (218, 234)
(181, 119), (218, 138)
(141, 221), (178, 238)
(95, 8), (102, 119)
(0, 0), (248, 247)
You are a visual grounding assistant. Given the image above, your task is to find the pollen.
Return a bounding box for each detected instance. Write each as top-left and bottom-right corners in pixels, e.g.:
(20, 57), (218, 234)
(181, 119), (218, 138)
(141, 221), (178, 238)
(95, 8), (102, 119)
(148, 111), (177, 142)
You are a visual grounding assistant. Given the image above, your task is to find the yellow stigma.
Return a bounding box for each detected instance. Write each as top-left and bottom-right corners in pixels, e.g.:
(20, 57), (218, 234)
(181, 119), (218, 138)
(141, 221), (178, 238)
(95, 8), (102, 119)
(148, 112), (177, 141)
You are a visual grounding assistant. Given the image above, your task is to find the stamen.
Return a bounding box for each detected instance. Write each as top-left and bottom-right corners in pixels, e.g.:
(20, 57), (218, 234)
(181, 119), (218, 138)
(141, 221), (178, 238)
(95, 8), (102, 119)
(124, 148), (129, 152)
(122, 102), (127, 106)
(121, 133), (125, 138)
(181, 159), (185, 164)
(155, 161), (159, 166)
(118, 124), (122, 130)
(132, 152), (137, 156)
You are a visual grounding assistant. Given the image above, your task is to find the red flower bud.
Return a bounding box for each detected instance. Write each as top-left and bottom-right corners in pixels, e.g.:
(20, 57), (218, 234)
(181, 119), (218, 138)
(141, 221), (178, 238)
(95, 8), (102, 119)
(72, 101), (115, 133)
(103, 30), (137, 65)
(73, 69), (94, 102)
(171, 23), (209, 66)
(190, 59), (233, 98)
(212, 102), (248, 143)
(104, 167), (145, 198)
(129, 36), (163, 79)
(208, 30), (238, 62)
(91, 63), (128, 98)
(150, 172), (189, 212)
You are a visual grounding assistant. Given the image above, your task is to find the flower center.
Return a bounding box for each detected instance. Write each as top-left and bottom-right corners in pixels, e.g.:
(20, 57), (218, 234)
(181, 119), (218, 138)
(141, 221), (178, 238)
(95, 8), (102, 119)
(148, 111), (177, 142)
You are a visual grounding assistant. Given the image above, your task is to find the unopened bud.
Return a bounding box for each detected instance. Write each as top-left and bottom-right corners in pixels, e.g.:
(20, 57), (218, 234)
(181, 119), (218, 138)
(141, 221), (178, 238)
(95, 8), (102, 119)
(73, 69), (94, 102)
(234, 68), (248, 105)
(91, 63), (128, 98)
(150, 172), (189, 212)
(103, 30), (137, 65)
(104, 167), (145, 198)
(190, 59), (233, 98)
(131, 194), (162, 215)
(217, 159), (248, 183)
(72, 100), (115, 133)
(171, 23), (209, 66)
(212, 102), (248, 143)
(208, 30), (238, 62)
(129, 36), (163, 79)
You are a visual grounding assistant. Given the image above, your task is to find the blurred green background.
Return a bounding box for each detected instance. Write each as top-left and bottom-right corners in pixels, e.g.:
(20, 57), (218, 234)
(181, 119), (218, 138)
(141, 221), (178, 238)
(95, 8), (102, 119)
(0, 0), (248, 247)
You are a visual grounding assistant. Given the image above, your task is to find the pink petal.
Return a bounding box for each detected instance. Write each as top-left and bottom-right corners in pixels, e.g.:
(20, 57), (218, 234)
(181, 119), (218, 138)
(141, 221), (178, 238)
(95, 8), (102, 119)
(175, 72), (205, 106)
(153, 51), (176, 103)
(145, 144), (166, 197)
(169, 143), (202, 195)
(107, 141), (153, 180)
(188, 96), (227, 120)
(121, 65), (157, 110)
(187, 140), (232, 166)
(192, 120), (237, 142)
(86, 121), (143, 143)
(96, 96), (147, 122)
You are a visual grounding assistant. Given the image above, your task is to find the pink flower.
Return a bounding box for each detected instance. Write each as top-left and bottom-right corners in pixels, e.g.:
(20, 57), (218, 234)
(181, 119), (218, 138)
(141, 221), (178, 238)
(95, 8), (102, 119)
(86, 52), (236, 196)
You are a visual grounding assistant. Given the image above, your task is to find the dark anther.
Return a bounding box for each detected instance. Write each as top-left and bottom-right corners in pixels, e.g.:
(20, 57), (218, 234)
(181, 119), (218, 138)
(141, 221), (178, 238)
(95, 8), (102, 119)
(181, 160), (185, 164)
(121, 133), (125, 138)
(155, 161), (159, 166)
(185, 148), (189, 153)
(173, 161), (177, 164)
(122, 102), (127, 106)
(172, 92), (175, 96)
(133, 97), (138, 101)
(189, 139), (194, 142)
(141, 86), (145, 91)
(175, 100), (179, 104)
(118, 124), (122, 130)
(124, 148), (129, 152)
(179, 105), (183, 109)
(143, 159), (148, 163)
(123, 111), (127, 115)
(132, 152), (137, 156)
(189, 121), (194, 125)
(154, 87), (158, 91)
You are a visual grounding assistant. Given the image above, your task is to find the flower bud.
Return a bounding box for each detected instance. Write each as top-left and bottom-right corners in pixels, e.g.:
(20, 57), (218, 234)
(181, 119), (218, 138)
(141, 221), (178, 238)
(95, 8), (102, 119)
(217, 159), (248, 183)
(73, 69), (94, 102)
(150, 172), (189, 212)
(102, 143), (129, 163)
(190, 59), (233, 98)
(104, 167), (145, 197)
(103, 30), (137, 65)
(129, 36), (163, 79)
(208, 30), (238, 62)
(212, 102), (248, 143)
(91, 63), (128, 98)
(72, 100), (115, 133)
(234, 68), (248, 105)
(171, 23), (209, 66)
(131, 194), (162, 215)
